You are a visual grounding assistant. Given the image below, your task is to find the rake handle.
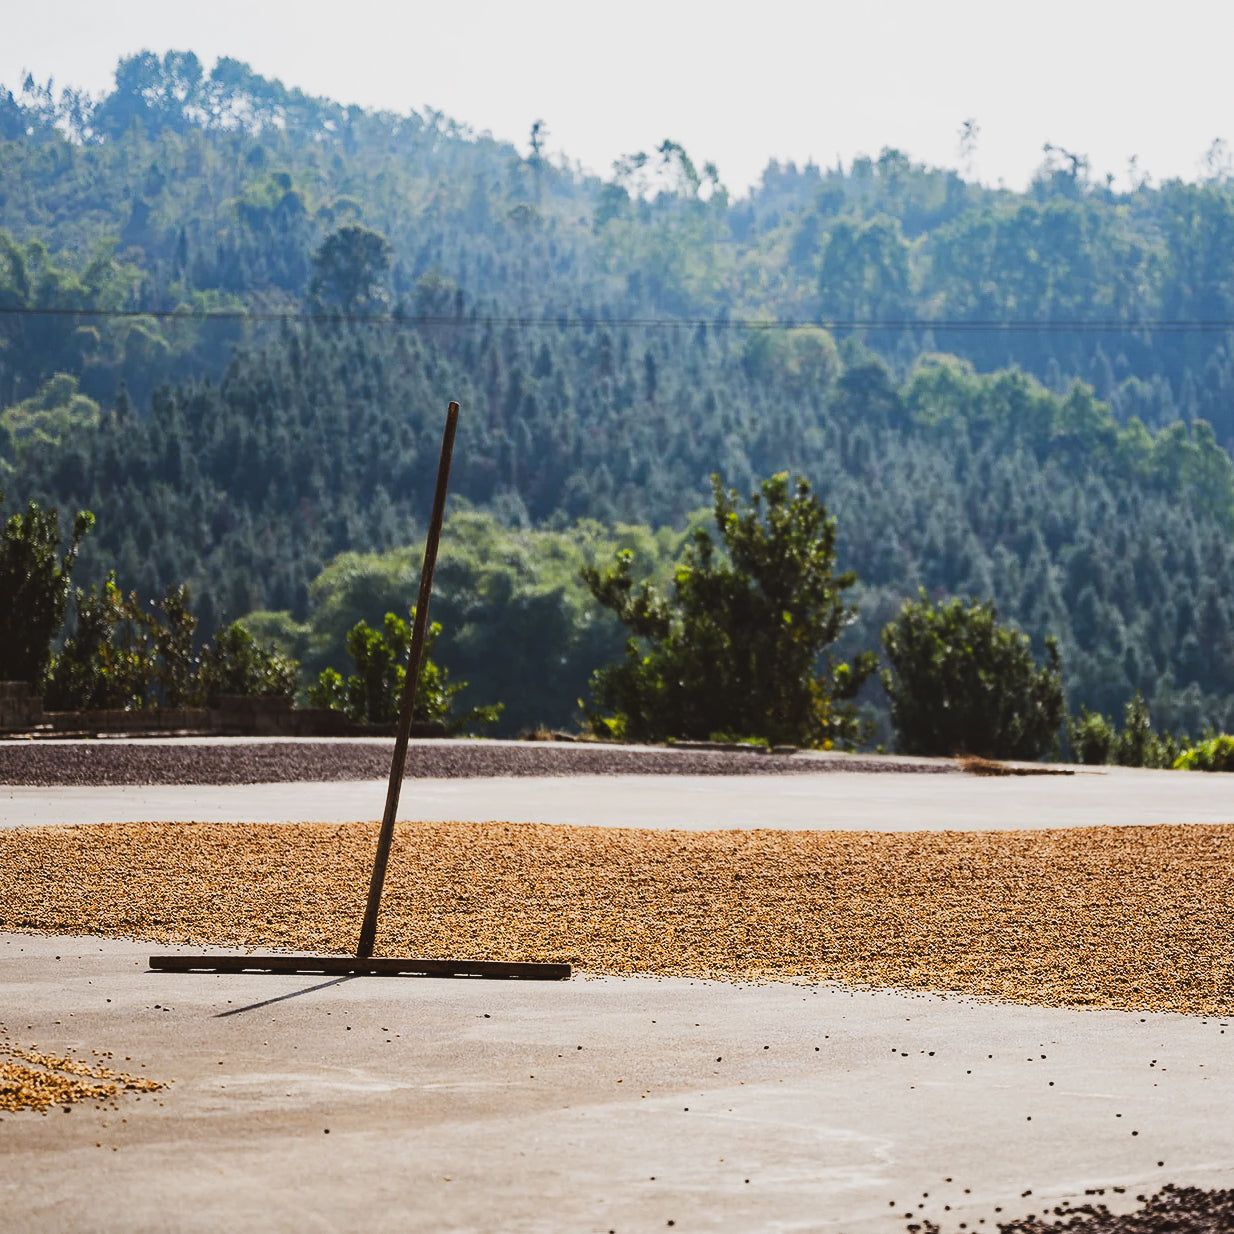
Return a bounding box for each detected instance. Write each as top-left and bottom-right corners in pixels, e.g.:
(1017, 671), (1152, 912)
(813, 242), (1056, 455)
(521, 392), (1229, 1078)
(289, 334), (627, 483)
(357, 400), (460, 959)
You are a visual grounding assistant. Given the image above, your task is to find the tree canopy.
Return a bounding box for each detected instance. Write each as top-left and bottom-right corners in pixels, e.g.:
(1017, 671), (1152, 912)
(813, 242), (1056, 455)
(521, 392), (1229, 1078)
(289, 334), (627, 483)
(583, 474), (875, 747)
(880, 593), (1065, 759)
(0, 491), (92, 686)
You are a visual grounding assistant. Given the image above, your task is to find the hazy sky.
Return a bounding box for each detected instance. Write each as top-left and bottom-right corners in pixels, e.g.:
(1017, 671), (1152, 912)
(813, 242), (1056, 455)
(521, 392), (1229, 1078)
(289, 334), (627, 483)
(4, 1), (1232, 195)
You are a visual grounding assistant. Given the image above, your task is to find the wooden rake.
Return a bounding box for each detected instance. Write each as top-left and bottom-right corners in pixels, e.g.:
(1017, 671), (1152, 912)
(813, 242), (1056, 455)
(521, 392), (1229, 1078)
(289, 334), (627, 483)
(151, 401), (570, 981)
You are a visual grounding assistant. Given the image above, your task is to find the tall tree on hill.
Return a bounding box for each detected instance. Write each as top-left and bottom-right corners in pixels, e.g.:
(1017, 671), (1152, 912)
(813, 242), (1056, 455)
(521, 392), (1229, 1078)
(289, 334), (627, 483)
(309, 225), (392, 314)
(583, 473), (876, 748)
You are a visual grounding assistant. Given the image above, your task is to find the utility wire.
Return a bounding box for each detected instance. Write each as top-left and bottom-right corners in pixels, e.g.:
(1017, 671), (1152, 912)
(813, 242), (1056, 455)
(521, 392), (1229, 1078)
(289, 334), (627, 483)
(1, 304), (1234, 333)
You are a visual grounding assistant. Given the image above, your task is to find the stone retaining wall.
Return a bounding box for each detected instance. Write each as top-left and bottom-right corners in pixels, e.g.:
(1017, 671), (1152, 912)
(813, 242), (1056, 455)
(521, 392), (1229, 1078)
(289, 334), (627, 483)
(0, 682), (43, 731)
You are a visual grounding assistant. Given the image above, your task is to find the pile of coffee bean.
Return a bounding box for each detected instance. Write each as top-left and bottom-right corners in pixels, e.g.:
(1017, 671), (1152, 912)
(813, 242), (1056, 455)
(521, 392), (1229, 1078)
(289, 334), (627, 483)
(3, 819), (1230, 1015)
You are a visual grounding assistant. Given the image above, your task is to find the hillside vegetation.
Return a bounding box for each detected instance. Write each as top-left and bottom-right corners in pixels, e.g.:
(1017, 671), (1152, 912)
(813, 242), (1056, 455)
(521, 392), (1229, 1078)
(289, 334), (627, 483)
(3, 53), (1234, 736)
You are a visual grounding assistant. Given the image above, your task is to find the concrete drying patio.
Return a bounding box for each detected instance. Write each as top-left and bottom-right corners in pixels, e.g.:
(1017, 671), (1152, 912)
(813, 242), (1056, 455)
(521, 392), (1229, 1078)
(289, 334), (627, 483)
(3, 932), (1232, 1234)
(3, 746), (1232, 1231)
(6, 763), (1234, 830)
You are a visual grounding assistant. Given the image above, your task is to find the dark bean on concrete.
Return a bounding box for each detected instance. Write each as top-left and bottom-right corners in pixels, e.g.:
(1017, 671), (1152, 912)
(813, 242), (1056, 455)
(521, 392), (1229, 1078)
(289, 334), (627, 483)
(0, 738), (955, 787)
(976, 1185), (1234, 1233)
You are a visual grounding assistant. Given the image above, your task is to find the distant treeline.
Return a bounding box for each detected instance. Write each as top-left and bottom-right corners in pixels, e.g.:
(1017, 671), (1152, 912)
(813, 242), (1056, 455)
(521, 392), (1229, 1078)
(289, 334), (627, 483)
(13, 319), (1223, 737)
(5, 53), (1234, 428)
(4, 53), (1234, 736)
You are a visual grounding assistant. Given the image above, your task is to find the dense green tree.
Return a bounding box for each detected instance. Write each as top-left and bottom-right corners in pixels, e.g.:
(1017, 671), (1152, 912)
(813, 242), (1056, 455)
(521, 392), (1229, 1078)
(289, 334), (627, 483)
(309, 225), (391, 313)
(583, 473), (875, 747)
(818, 215), (912, 322)
(880, 592), (1064, 759)
(0, 491), (92, 685)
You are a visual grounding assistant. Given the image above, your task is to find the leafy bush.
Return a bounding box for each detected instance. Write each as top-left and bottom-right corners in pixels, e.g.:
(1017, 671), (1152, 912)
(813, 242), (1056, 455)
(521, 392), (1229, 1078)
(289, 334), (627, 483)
(583, 472), (876, 748)
(308, 611), (501, 733)
(1066, 692), (1185, 768)
(46, 577), (295, 711)
(880, 592), (1064, 759)
(0, 498), (299, 713)
(1174, 734), (1234, 772)
(197, 622), (300, 702)
(46, 573), (158, 710)
(1068, 706), (1117, 765)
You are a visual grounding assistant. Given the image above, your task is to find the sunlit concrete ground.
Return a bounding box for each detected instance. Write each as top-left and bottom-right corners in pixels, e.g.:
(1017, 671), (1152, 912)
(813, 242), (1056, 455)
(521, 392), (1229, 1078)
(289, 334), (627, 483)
(4, 764), (1233, 831)
(3, 760), (1233, 1231)
(4, 931), (1232, 1234)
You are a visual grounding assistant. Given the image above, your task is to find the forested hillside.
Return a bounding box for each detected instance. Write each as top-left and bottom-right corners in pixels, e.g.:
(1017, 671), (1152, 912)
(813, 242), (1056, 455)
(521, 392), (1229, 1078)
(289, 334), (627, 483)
(4, 52), (1234, 737)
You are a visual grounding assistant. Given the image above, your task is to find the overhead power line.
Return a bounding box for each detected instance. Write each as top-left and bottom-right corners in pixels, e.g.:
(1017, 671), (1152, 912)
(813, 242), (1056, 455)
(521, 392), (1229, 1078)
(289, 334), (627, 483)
(1, 304), (1234, 334)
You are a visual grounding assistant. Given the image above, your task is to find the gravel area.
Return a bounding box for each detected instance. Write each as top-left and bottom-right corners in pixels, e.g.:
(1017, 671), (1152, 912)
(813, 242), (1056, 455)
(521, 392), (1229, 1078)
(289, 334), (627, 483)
(0, 738), (955, 787)
(4, 820), (1231, 1015)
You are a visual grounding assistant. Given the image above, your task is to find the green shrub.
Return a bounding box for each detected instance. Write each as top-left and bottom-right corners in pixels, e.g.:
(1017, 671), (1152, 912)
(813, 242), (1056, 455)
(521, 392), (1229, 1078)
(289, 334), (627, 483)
(1113, 692), (1181, 768)
(583, 472), (875, 748)
(1174, 734), (1234, 772)
(197, 622), (299, 701)
(309, 611), (501, 733)
(1068, 706), (1116, 765)
(46, 576), (200, 710)
(880, 592), (1064, 760)
(1066, 692), (1186, 768)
